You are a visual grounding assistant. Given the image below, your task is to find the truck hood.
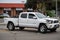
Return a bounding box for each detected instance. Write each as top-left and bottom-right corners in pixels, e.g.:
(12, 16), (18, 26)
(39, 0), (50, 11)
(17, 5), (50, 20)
(42, 17), (58, 21)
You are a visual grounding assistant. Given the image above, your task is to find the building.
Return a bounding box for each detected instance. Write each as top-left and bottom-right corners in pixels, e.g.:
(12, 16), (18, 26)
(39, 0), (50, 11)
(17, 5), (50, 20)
(0, 0), (27, 17)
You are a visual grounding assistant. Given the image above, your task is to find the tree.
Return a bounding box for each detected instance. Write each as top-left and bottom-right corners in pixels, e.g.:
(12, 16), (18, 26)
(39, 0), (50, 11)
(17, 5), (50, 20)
(25, 0), (56, 12)
(25, 0), (37, 10)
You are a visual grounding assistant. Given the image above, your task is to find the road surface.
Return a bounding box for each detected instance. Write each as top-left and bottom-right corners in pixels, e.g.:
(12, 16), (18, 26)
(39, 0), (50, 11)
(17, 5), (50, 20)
(0, 24), (60, 40)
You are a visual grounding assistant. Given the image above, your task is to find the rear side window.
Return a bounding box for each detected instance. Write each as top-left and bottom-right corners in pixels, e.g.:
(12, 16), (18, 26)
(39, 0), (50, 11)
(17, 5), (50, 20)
(21, 14), (27, 18)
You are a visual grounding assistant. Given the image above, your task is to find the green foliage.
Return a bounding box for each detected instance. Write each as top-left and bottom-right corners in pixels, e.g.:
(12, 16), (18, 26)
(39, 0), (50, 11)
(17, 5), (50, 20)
(46, 10), (56, 17)
(25, 0), (37, 9)
(0, 16), (4, 18)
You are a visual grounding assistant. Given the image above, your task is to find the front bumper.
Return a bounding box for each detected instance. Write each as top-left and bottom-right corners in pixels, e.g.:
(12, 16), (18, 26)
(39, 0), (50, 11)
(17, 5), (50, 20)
(47, 23), (59, 29)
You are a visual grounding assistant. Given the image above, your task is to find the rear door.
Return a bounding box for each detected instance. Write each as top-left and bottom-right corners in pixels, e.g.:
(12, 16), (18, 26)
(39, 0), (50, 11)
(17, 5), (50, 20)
(19, 13), (28, 27)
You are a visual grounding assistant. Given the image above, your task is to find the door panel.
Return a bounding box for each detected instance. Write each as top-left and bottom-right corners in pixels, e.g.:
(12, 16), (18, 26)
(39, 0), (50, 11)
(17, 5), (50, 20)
(19, 18), (28, 26)
(19, 13), (28, 27)
(27, 19), (38, 27)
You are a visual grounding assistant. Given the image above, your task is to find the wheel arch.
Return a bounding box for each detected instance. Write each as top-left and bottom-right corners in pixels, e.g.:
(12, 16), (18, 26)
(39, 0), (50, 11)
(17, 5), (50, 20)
(39, 23), (47, 28)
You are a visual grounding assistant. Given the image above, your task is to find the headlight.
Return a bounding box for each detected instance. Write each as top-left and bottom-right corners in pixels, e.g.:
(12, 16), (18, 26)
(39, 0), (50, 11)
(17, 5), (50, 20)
(47, 20), (53, 24)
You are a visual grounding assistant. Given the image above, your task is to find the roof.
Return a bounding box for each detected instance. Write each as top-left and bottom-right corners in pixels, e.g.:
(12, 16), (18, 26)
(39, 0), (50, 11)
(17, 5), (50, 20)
(0, 3), (25, 8)
(0, 0), (27, 4)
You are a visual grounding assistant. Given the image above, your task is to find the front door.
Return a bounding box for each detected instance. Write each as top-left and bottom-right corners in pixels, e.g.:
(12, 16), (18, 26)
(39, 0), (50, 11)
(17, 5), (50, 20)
(27, 13), (38, 27)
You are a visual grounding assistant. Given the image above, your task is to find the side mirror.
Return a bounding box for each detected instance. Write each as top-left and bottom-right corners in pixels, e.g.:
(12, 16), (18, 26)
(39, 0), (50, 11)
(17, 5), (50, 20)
(33, 16), (37, 19)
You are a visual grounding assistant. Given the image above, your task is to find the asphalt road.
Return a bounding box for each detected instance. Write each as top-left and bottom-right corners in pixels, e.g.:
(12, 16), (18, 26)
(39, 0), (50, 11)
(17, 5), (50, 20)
(0, 24), (60, 40)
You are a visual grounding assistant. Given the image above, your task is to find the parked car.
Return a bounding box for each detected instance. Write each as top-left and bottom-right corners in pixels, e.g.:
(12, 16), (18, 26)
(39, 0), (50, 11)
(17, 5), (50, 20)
(4, 12), (59, 33)
(0, 13), (10, 18)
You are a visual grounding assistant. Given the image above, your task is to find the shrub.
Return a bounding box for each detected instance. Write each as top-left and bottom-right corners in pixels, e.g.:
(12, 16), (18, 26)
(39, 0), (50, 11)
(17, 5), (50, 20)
(46, 10), (56, 17)
(0, 16), (4, 18)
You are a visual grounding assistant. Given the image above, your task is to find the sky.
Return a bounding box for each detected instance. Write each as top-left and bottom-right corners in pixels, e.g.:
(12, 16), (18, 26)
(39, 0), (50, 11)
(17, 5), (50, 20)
(0, 0), (27, 4)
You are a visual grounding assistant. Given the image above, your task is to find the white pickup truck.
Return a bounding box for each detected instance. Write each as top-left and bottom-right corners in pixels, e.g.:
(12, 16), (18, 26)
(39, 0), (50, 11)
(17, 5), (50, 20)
(4, 12), (59, 33)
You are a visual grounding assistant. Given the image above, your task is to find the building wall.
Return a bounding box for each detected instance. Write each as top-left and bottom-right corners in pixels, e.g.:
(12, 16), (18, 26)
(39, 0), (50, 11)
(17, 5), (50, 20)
(0, 0), (27, 17)
(0, 8), (3, 14)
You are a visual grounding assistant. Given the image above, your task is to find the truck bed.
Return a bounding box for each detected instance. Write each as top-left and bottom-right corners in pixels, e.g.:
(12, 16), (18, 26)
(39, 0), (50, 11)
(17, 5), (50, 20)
(4, 18), (19, 26)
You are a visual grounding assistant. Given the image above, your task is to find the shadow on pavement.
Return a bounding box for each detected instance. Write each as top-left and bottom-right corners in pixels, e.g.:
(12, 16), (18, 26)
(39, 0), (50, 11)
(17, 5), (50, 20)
(0, 28), (58, 34)
(12, 29), (58, 34)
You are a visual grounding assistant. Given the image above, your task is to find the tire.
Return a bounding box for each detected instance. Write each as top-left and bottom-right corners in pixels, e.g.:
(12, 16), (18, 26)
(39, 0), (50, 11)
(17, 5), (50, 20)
(19, 27), (25, 30)
(50, 28), (57, 32)
(7, 23), (15, 31)
(38, 24), (47, 33)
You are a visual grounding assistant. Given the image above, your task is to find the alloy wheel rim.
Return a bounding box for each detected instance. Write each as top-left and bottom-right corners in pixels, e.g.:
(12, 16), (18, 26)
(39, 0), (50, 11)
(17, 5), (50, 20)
(9, 24), (12, 30)
(40, 26), (45, 32)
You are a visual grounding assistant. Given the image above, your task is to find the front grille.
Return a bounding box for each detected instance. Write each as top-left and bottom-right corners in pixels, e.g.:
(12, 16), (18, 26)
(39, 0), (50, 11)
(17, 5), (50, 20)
(54, 20), (58, 23)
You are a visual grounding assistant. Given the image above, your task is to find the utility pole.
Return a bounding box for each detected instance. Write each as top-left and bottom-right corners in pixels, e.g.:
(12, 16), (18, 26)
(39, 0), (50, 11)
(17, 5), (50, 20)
(56, 0), (58, 17)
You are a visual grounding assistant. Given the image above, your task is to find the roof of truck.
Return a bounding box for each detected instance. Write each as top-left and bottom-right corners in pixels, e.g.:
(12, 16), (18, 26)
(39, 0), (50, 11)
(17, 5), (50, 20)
(21, 12), (41, 14)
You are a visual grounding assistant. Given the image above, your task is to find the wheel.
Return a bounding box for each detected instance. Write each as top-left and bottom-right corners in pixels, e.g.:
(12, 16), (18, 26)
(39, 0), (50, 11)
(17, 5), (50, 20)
(19, 27), (25, 30)
(38, 24), (47, 33)
(50, 28), (57, 32)
(7, 23), (15, 31)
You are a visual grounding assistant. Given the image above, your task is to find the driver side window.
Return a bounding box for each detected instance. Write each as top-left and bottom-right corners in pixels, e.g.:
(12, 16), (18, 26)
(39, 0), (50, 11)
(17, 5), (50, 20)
(29, 14), (36, 19)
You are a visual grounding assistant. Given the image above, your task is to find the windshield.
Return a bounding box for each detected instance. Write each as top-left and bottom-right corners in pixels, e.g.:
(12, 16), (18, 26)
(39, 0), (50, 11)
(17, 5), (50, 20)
(36, 12), (47, 18)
